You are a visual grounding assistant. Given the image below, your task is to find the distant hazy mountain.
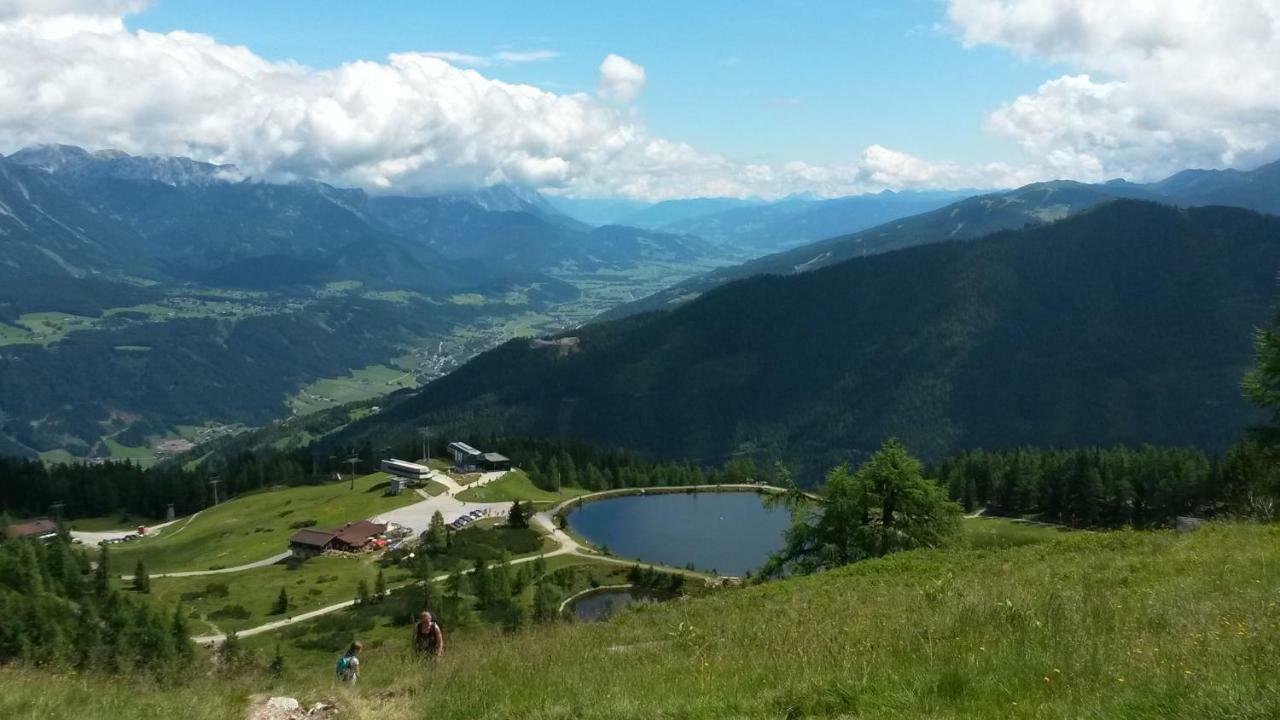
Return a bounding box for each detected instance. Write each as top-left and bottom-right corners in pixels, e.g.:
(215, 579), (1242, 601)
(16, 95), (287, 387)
(334, 201), (1277, 478)
(617, 197), (760, 229)
(599, 180), (1152, 319)
(7, 143), (239, 186)
(654, 189), (975, 254)
(599, 158), (1280, 321)
(365, 196), (724, 276)
(545, 196), (650, 226)
(0, 144), (725, 289)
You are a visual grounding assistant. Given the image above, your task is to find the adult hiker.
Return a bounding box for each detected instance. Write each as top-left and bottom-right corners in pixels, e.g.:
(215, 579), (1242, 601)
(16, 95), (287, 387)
(336, 641), (362, 684)
(413, 611), (444, 658)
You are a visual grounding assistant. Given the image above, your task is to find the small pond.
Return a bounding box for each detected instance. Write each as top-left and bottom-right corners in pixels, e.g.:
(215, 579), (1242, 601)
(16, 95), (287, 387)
(566, 490), (790, 577)
(570, 589), (666, 621)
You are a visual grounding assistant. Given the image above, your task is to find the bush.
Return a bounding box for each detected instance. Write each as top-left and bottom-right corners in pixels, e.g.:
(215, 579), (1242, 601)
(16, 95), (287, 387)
(209, 604), (252, 620)
(204, 582), (231, 598)
(288, 519), (318, 530)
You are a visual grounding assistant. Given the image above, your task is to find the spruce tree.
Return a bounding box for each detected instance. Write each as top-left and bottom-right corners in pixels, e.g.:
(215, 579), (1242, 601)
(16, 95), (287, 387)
(445, 567), (468, 600)
(132, 561), (150, 594)
(93, 544), (110, 597)
(218, 630), (243, 672)
(375, 569), (387, 601)
(171, 603), (194, 666)
(472, 557), (492, 607)
(423, 510), (448, 554)
(532, 581), (560, 623)
(507, 500), (527, 528)
(269, 643), (286, 679)
(271, 587), (289, 615)
(355, 578), (371, 605)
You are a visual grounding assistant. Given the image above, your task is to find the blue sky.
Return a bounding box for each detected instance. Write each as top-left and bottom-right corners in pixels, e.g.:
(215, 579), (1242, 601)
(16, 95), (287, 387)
(4, 1), (1265, 199)
(130, 0), (1056, 169)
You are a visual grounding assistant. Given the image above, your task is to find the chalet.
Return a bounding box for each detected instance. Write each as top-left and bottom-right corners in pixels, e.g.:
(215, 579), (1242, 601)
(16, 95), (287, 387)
(448, 442), (512, 472)
(289, 528), (338, 558)
(288, 520), (387, 558)
(331, 520), (387, 552)
(3, 517), (59, 543)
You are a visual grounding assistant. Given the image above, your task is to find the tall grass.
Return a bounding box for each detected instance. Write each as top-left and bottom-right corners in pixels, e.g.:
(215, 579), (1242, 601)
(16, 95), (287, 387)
(12, 523), (1280, 719)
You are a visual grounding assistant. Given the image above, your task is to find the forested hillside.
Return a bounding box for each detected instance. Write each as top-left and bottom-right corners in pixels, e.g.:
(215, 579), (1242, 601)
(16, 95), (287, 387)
(603, 160), (1280, 320)
(333, 201), (1280, 478)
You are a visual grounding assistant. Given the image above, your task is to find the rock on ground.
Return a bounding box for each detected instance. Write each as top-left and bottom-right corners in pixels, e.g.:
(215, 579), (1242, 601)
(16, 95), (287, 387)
(246, 695), (338, 720)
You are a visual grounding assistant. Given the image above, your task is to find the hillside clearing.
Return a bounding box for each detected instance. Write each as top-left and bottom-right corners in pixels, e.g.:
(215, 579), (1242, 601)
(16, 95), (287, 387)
(106, 472), (416, 573)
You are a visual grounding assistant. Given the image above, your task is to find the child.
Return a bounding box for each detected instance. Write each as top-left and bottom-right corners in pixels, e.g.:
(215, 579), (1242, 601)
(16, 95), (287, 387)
(336, 640), (362, 684)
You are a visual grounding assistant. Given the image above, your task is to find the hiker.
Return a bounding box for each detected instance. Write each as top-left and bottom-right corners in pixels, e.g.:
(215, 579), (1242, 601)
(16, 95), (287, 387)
(413, 611), (444, 658)
(336, 641), (361, 684)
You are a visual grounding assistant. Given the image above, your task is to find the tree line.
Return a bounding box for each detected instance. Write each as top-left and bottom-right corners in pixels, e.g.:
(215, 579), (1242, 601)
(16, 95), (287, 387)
(936, 441), (1279, 528)
(0, 537), (193, 677)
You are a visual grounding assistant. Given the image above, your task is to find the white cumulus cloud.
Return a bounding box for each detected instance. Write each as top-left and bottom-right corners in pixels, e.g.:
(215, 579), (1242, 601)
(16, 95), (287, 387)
(949, 0), (1280, 180)
(0, 4), (1040, 200)
(597, 54), (646, 103)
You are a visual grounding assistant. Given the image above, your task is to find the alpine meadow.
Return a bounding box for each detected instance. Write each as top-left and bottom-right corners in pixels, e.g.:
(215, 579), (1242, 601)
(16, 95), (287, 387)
(3, 2), (1280, 719)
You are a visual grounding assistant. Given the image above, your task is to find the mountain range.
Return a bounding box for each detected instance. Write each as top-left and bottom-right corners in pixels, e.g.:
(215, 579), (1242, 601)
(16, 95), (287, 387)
(325, 201), (1280, 480)
(599, 160), (1280, 320)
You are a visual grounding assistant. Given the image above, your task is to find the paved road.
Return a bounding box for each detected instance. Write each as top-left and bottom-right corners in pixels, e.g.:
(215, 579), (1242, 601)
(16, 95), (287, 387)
(374, 470), (511, 535)
(192, 542), (576, 645)
(120, 471), (515, 581)
(70, 513), (195, 545)
(122, 551), (293, 581)
(190, 481), (767, 644)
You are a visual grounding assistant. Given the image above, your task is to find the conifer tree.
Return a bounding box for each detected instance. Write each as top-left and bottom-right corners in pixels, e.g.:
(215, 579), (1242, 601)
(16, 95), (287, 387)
(472, 557), (493, 607)
(171, 603), (194, 666)
(445, 567), (468, 600)
(355, 578), (371, 605)
(132, 561), (150, 593)
(507, 500), (527, 528)
(422, 510), (448, 554)
(375, 569), (387, 601)
(271, 587), (289, 615)
(269, 643), (286, 679)
(532, 581), (560, 623)
(93, 544), (110, 597)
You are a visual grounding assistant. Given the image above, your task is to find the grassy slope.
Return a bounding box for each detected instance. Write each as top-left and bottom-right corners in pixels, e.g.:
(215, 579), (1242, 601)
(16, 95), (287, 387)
(456, 470), (590, 503)
(13, 524), (1280, 719)
(123, 555), (409, 635)
(305, 523), (1280, 719)
(108, 472), (416, 573)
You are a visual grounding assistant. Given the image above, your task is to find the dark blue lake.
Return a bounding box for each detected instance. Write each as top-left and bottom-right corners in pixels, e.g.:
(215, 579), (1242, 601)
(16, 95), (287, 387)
(567, 491), (791, 577)
(570, 589), (663, 621)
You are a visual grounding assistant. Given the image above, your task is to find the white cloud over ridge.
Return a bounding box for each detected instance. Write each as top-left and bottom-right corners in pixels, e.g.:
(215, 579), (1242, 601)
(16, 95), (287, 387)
(949, 0), (1280, 181)
(2, 1), (1272, 199)
(0, 5), (1028, 200)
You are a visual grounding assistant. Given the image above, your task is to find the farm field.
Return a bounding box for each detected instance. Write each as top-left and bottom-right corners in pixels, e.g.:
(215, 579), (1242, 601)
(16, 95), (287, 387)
(287, 363), (419, 415)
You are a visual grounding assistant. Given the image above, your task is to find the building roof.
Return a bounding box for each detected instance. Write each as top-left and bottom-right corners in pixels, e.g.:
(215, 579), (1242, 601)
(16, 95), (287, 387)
(3, 518), (59, 539)
(289, 528), (338, 548)
(382, 458), (430, 473)
(482, 452), (510, 463)
(447, 441), (482, 456)
(332, 520), (387, 547)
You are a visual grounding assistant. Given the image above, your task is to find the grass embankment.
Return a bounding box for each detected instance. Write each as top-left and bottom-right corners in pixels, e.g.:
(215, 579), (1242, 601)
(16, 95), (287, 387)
(124, 555), (408, 635)
(283, 523), (1280, 719)
(109, 472), (416, 573)
(16, 523), (1280, 719)
(456, 470), (589, 504)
